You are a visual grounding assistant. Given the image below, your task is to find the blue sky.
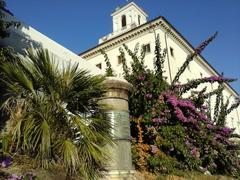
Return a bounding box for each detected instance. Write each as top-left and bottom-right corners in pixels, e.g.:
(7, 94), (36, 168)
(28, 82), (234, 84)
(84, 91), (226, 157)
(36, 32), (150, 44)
(6, 0), (240, 94)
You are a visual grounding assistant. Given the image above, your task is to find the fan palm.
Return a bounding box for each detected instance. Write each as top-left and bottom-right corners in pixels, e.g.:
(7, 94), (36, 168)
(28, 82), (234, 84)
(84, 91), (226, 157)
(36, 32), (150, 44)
(0, 48), (112, 179)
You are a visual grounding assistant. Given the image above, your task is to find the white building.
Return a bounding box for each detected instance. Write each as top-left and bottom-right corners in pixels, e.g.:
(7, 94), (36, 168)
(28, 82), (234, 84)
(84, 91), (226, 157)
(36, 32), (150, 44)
(79, 2), (240, 132)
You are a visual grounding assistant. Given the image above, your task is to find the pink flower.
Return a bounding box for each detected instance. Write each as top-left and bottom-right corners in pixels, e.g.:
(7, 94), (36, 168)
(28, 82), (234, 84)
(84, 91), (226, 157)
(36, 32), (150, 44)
(152, 118), (163, 123)
(191, 147), (200, 158)
(206, 124), (213, 129)
(164, 109), (170, 113)
(138, 75), (145, 81)
(191, 148), (197, 156)
(214, 134), (222, 140)
(150, 145), (159, 154)
(191, 119), (198, 125)
(145, 93), (153, 99)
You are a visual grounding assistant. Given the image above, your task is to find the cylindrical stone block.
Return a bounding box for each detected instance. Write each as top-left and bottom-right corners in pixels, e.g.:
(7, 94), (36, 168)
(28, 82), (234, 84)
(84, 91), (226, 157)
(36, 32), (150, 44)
(99, 77), (134, 179)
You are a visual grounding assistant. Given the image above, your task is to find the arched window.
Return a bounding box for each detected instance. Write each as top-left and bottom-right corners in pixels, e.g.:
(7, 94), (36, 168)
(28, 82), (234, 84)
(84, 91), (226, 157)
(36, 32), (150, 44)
(121, 15), (126, 28)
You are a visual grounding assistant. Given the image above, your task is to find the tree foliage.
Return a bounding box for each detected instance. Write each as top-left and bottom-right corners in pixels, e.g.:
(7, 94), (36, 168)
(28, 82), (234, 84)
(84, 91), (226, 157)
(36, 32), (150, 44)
(102, 32), (240, 177)
(0, 0), (20, 38)
(0, 48), (113, 179)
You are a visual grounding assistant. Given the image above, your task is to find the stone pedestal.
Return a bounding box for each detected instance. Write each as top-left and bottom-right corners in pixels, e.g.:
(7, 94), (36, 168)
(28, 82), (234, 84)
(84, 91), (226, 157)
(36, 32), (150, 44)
(99, 77), (135, 180)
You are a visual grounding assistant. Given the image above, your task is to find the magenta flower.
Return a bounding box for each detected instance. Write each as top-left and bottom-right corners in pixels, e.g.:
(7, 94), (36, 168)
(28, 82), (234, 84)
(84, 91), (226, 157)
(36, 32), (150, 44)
(194, 32), (218, 55)
(178, 100), (196, 111)
(166, 95), (178, 107)
(174, 107), (187, 122)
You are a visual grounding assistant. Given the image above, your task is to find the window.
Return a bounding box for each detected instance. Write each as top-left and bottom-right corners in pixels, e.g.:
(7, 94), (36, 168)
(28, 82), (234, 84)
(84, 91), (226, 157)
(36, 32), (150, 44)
(142, 43), (151, 53)
(138, 15), (141, 25)
(121, 15), (126, 28)
(170, 47), (174, 57)
(96, 63), (102, 69)
(117, 55), (123, 65)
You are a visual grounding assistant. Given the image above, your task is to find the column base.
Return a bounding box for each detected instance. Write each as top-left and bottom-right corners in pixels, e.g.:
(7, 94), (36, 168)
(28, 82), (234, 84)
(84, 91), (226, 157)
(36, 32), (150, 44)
(102, 170), (136, 180)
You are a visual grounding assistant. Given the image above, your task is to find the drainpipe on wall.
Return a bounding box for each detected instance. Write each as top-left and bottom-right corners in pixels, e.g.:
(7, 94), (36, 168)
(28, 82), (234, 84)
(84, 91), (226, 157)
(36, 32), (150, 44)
(164, 30), (173, 83)
(236, 108), (240, 133)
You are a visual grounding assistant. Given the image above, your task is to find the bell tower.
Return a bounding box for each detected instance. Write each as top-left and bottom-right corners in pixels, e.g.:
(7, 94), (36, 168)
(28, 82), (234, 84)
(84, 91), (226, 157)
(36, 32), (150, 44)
(99, 2), (148, 44)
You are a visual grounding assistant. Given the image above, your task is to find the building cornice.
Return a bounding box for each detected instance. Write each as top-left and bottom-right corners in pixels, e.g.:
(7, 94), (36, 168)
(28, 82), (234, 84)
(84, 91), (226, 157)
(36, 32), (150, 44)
(79, 16), (239, 96)
(79, 16), (163, 58)
(111, 2), (148, 18)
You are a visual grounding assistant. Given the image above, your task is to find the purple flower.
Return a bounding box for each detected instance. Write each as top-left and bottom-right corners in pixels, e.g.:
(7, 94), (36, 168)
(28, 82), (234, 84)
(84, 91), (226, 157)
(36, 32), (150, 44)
(203, 76), (233, 83)
(185, 140), (191, 147)
(194, 32), (218, 55)
(214, 133), (222, 140)
(145, 93), (153, 99)
(204, 146), (209, 153)
(199, 112), (209, 122)
(1, 156), (12, 168)
(211, 163), (217, 169)
(220, 127), (234, 135)
(201, 105), (208, 110)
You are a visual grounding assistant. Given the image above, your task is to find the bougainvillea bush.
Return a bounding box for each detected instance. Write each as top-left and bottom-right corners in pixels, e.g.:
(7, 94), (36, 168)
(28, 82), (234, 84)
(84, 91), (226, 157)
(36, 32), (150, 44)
(108, 33), (240, 177)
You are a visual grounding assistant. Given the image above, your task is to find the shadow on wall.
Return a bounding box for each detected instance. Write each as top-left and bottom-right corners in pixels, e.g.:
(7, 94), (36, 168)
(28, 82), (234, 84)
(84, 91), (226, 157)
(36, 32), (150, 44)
(0, 11), (42, 129)
(0, 20), (42, 54)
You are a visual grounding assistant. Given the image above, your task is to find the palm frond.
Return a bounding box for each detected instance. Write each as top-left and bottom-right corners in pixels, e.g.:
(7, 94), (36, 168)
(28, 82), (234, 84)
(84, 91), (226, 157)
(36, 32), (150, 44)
(1, 62), (35, 94)
(0, 48), (112, 178)
(61, 140), (80, 174)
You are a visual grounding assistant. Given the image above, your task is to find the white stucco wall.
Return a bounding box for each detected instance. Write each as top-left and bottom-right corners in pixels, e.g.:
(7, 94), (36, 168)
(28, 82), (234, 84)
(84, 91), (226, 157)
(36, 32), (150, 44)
(0, 11), (104, 76)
